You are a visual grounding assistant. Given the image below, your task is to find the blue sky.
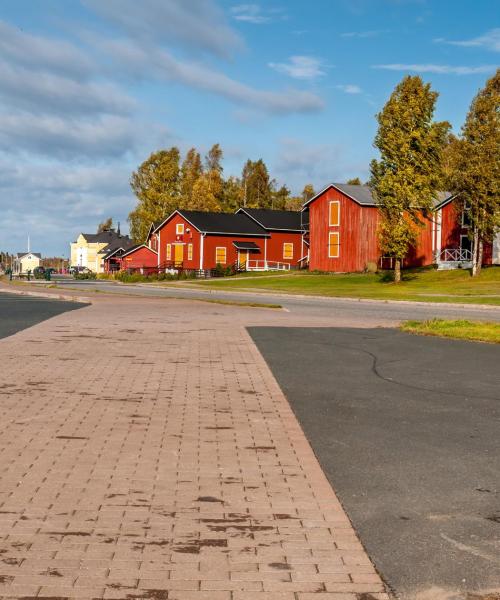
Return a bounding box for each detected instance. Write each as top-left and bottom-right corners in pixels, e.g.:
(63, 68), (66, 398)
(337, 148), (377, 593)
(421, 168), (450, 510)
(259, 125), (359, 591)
(0, 0), (498, 256)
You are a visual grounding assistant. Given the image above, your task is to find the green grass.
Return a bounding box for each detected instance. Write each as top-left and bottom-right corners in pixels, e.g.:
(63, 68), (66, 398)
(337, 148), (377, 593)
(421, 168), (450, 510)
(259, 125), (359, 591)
(401, 319), (500, 344)
(186, 266), (500, 305)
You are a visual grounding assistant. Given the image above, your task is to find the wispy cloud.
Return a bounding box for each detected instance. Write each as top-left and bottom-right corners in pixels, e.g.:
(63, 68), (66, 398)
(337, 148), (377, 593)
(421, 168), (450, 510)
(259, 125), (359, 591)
(83, 0), (243, 58)
(231, 4), (285, 25)
(336, 84), (362, 94)
(341, 30), (386, 38)
(268, 56), (327, 80)
(435, 28), (500, 52)
(373, 63), (497, 75)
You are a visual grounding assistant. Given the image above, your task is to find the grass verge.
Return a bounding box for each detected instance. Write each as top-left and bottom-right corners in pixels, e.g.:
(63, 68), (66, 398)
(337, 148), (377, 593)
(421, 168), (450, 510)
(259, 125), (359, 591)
(187, 267), (500, 305)
(401, 319), (500, 344)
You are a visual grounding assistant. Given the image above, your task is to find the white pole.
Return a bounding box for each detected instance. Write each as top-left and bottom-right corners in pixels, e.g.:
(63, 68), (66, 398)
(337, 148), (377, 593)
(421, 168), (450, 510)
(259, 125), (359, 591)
(200, 234), (205, 270)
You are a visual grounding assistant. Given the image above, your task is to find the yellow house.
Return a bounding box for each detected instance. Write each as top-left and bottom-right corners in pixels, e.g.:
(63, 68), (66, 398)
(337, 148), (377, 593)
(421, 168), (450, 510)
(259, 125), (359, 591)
(13, 252), (41, 274)
(70, 229), (132, 273)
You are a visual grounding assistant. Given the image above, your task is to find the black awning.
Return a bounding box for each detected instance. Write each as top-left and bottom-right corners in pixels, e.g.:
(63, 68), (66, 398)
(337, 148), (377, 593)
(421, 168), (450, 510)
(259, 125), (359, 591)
(232, 241), (260, 250)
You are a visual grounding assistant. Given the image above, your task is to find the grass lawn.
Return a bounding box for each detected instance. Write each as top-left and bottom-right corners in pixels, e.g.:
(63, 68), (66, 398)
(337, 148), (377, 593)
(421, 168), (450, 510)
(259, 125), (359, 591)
(401, 319), (500, 344)
(183, 266), (500, 305)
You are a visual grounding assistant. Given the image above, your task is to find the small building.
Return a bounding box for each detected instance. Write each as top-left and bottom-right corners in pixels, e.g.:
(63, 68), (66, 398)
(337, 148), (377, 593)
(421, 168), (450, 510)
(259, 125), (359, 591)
(115, 244), (159, 272)
(155, 210), (270, 271)
(433, 194), (495, 269)
(235, 208), (307, 269)
(70, 228), (132, 273)
(13, 252), (41, 274)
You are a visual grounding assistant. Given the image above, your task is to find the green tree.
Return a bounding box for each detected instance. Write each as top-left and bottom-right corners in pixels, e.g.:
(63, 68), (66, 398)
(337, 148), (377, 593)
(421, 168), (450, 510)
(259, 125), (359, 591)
(271, 184), (290, 210)
(180, 148), (203, 207)
(346, 177), (362, 185)
(370, 75), (450, 282)
(128, 148), (181, 242)
(242, 159), (272, 208)
(97, 217), (113, 233)
(447, 69), (500, 276)
(205, 143), (223, 173)
(190, 170), (224, 212)
(222, 176), (243, 211)
(302, 184), (315, 203)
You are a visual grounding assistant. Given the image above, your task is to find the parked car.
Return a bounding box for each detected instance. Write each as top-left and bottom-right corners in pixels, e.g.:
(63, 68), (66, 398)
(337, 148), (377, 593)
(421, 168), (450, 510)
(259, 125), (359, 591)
(69, 266), (92, 275)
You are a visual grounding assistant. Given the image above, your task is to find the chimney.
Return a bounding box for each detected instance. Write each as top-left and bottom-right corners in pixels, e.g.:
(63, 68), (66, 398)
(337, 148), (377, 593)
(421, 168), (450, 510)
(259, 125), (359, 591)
(117, 221), (121, 236)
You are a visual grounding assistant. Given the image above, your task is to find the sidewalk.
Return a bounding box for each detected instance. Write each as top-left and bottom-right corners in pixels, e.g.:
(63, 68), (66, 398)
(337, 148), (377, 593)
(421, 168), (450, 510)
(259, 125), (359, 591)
(0, 293), (388, 599)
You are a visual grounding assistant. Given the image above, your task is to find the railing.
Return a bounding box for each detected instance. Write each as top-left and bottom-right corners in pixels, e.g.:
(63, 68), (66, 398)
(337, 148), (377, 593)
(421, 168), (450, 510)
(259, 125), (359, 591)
(246, 260), (291, 271)
(439, 248), (472, 262)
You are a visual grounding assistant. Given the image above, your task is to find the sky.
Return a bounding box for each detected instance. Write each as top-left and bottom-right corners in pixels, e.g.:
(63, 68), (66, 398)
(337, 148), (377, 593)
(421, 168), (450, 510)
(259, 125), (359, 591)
(0, 0), (498, 256)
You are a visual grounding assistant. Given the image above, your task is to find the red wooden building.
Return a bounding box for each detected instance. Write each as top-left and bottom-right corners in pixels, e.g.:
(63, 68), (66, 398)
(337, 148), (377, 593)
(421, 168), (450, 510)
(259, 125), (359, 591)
(235, 208), (307, 268)
(119, 244), (158, 271)
(433, 194), (495, 267)
(155, 210), (270, 270)
(302, 183), (436, 273)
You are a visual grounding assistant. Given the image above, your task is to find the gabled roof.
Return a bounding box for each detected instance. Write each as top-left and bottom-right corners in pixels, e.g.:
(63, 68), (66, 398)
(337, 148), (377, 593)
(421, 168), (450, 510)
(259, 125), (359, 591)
(236, 208), (302, 232)
(145, 221), (160, 241)
(17, 252), (41, 259)
(154, 210), (269, 237)
(302, 184), (377, 209)
(303, 183), (456, 211)
(121, 244), (158, 258)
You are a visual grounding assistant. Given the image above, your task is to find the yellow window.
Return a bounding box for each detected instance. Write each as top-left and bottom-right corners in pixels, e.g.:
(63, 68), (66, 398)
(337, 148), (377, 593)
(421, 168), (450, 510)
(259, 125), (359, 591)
(176, 223), (184, 235)
(329, 201), (340, 226)
(166, 244), (172, 261)
(283, 243), (294, 260)
(328, 232), (340, 258)
(216, 247), (226, 264)
(188, 243), (193, 261)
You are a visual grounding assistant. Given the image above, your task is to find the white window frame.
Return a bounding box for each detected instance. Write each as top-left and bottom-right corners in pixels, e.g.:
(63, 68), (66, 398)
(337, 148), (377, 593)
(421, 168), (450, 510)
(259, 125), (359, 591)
(328, 232), (340, 258)
(188, 243), (193, 261)
(283, 242), (294, 260)
(176, 223), (185, 235)
(329, 200), (340, 227)
(215, 246), (227, 265)
(166, 243), (172, 261)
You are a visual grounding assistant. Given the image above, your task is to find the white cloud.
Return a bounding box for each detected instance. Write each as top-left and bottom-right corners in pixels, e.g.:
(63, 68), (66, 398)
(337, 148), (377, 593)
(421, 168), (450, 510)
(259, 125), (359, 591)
(0, 20), (93, 78)
(341, 30), (385, 38)
(373, 63), (497, 75)
(83, 0), (243, 58)
(336, 84), (362, 94)
(231, 4), (285, 25)
(268, 56), (327, 80)
(98, 40), (325, 113)
(437, 28), (500, 52)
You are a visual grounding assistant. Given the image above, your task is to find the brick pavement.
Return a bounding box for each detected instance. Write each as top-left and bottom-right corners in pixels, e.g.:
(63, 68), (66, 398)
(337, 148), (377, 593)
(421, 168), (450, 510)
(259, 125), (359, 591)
(0, 294), (389, 599)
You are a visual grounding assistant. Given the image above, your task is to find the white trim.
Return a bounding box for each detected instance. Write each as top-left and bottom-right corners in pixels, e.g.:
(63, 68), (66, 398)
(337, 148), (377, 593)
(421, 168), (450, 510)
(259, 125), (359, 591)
(187, 243), (193, 261)
(176, 223), (185, 235)
(460, 234), (471, 251)
(166, 243), (172, 261)
(434, 193), (459, 211)
(264, 237), (267, 263)
(215, 246), (227, 265)
(329, 200), (340, 227)
(153, 209), (270, 237)
(200, 234), (205, 270)
(302, 183), (377, 210)
(328, 232), (340, 258)
(436, 209), (442, 258)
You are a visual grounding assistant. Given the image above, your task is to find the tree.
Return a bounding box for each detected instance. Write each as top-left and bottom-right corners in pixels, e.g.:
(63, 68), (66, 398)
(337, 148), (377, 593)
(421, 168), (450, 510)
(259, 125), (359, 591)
(447, 69), (500, 276)
(180, 148), (203, 207)
(346, 177), (362, 185)
(222, 176), (244, 211)
(128, 148), (181, 242)
(97, 217), (113, 233)
(370, 75), (450, 282)
(271, 184), (290, 210)
(242, 159), (273, 208)
(190, 170), (224, 212)
(205, 143), (223, 173)
(302, 184), (315, 203)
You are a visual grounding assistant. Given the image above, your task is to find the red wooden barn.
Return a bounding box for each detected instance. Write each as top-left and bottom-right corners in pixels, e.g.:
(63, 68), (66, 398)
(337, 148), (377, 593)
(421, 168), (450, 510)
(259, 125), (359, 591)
(235, 208), (307, 268)
(302, 183), (436, 273)
(155, 210), (270, 270)
(119, 244), (158, 271)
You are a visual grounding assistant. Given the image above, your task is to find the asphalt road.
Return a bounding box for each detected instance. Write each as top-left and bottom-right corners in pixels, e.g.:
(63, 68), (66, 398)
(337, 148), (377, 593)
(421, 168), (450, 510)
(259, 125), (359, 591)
(52, 279), (500, 325)
(0, 292), (87, 339)
(249, 326), (500, 600)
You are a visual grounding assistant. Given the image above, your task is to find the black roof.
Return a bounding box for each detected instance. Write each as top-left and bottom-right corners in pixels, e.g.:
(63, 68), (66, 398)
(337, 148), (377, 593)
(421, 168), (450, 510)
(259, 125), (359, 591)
(236, 208), (302, 231)
(232, 241), (260, 250)
(175, 210), (269, 236)
(79, 229), (128, 244)
(17, 252), (41, 258)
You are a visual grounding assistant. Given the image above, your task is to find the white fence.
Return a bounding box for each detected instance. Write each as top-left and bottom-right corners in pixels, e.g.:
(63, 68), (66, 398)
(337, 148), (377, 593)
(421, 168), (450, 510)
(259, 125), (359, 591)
(439, 248), (472, 262)
(246, 260), (291, 271)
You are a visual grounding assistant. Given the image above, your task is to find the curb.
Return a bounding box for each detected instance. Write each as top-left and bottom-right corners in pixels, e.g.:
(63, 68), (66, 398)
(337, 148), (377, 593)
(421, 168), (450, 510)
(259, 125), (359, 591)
(0, 286), (91, 304)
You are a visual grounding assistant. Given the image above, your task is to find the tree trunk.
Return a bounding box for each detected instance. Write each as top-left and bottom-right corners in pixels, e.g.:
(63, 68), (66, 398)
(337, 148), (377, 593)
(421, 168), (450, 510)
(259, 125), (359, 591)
(476, 238), (484, 276)
(471, 228), (479, 277)
(394, 258), (401, 283)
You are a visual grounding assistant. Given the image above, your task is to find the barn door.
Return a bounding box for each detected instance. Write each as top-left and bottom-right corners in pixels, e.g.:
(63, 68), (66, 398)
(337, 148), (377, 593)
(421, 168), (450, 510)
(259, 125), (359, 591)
(174, 244), (184, 266)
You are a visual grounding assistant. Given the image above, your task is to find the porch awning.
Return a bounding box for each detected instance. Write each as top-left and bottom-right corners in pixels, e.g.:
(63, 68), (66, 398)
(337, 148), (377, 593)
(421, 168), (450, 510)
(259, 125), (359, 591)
(232, 241), (260, 251)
